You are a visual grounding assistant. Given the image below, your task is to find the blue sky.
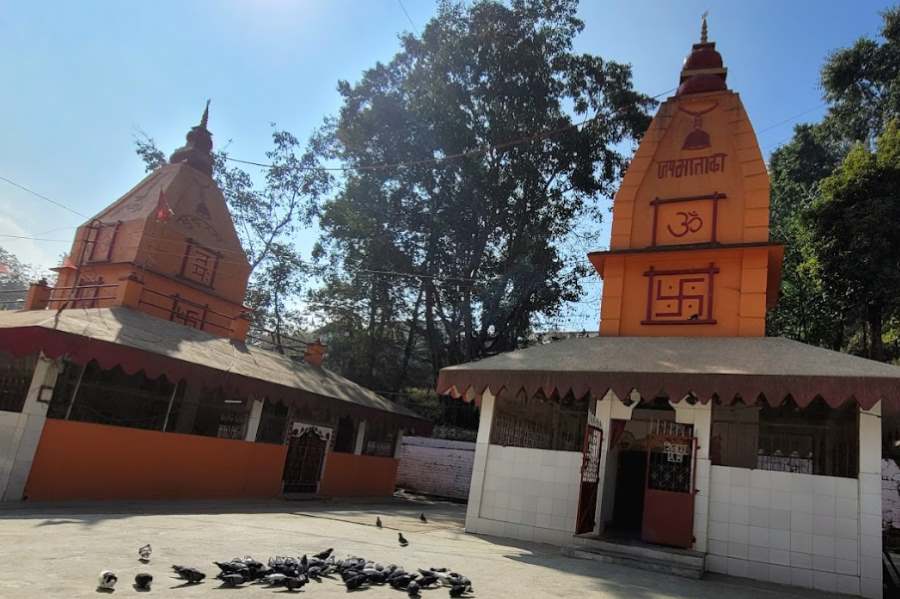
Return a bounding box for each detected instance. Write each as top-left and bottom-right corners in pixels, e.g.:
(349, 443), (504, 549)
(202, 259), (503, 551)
(0, 0), (893, 329)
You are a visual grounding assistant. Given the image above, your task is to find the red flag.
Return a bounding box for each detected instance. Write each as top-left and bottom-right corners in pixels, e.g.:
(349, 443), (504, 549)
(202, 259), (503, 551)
(155, 188), (174, 222)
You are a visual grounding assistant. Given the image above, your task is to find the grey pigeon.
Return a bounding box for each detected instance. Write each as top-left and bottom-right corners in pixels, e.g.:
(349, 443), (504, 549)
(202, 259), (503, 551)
(284, 576), (309, 591)
(376, 516), (383, 528)
(398, 532), (409, 547)
(449, 584), (470, 597)
(313, 547), (333, 560)
(407, 580), (422, 597)
(171, 565), (206, 583)
(419, 513), (428, 523)
(217, 573), (245, 587)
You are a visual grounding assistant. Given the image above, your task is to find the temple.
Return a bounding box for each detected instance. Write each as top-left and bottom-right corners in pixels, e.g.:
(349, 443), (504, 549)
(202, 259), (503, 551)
(0, 105), (428, 504)
(438, 20), (900, 598)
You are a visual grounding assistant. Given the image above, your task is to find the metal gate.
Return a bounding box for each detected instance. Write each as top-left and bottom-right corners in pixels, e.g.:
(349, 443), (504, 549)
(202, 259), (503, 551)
(641, 420), (697, 548)
(282, 423), (331, 494)
(575, 423), (603, 534)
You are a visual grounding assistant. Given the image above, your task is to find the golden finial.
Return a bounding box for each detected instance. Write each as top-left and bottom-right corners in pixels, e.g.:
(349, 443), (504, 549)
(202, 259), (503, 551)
(700, 11), (709, 43)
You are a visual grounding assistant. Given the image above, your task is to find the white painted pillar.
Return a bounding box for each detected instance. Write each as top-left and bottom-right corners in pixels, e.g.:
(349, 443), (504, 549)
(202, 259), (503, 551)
(1, 354), (59, 501)
(672, 398), (712, 553)
(594, 390), (637, 533)
(392, 429), (404, 458)
(858, 401), (882, 598)
(243, 398), (265, 442)
(354, 420), (367, 455)
(466, 389), (495, 532)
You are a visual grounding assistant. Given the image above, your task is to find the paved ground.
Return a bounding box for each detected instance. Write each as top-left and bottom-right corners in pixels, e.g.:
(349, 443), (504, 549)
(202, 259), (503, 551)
(0, 496), (851, 598)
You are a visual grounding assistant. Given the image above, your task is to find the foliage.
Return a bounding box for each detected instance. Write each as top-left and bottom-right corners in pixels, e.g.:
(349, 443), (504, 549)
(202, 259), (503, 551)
(311, 0), (654, 391)
(0, 246), (42, 310)
(134, 127), (331, 336)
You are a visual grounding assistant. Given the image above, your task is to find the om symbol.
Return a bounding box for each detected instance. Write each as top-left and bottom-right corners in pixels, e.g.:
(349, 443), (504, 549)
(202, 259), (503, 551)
(666, 210), (703, 238)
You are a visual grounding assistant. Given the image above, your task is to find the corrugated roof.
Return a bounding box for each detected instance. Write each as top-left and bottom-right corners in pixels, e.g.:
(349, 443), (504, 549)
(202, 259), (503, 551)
(0, 307), (425, 423)
(438, 336), (900, 410)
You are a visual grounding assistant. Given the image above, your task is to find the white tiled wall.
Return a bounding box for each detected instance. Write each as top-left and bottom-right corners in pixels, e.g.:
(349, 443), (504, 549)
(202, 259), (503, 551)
(706, 466), (862, 595)
(466, 444), (581, 546)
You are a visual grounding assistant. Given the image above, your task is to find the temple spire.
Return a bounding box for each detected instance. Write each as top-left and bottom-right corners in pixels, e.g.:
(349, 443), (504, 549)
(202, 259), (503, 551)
(700, 11), (708, 44)
(169, 100), (214, 177)
(199, 99), (210, 129)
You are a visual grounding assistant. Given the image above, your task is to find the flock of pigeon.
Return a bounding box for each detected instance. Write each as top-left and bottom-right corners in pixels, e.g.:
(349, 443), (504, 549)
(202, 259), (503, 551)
(95, 514), (474, 597)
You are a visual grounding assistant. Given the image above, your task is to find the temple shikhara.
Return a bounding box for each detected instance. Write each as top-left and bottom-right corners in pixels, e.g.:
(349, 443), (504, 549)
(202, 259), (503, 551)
(439, 21), (900, 598)
(0, 105), (427, 505)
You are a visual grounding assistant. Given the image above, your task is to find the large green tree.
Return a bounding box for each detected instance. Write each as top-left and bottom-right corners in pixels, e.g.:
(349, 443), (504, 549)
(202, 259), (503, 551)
(311, 0), (654, 390)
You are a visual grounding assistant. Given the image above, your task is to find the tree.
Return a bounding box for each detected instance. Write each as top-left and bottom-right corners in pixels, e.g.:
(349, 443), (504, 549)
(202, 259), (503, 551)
(821, 6), (900, 144)
(134, 127), (331, 338)
(311, 0), (654, 391)
(0, 246), (46, 310)
(804, 120), (900, 361)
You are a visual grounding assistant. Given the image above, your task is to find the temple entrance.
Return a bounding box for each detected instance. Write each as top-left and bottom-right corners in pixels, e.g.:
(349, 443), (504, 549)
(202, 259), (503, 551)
(575, 423), (603, 534)
(282, 422), (332, 494)
(602, 403), (697, 548)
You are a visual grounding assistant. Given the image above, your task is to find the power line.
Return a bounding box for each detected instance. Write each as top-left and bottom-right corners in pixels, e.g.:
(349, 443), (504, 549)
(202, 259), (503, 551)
(0, 175), (88, 219)
(396, 0), (416, 30)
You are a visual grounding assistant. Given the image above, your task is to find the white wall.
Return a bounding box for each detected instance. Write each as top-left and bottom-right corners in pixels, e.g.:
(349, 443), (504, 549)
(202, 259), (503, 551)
(466, 444), (581, 546)
(705, 466), (863, 595)
(396, 436), (475, 500)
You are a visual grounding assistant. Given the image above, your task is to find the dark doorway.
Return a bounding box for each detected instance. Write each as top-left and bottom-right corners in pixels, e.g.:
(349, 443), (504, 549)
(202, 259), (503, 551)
(611, 450), (647, 532)
(282, 429), (328, 494)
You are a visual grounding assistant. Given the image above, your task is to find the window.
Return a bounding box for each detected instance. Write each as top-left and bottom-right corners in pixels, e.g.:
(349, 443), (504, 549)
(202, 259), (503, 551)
(332, 416), (356, 453)
(256, 400), (289, 444)
(490, 391), (588, 452)
(180, 388), (250, 439)
(47, 360), (181, 431)
(363, 420), (397, 457)
(0, 353), (36, 412)
(711, 398), (858, 478)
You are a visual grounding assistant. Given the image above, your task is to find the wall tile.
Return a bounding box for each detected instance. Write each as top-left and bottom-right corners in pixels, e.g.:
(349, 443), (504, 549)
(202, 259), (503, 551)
(835, 496), (859, 519)
(708, 539), (727, 556)
(748, 545), (768, 563)
(790, 552), (812, 568)
(769, 470), (792, 490)
(834, 477), (857, 499)
(706, 555), (728, 574)
(769, 529), (790, 550)
(770, 509), (790, 529)
(860, 533), (882, 559)
(813, 476), (836, 497)
(835, 558), (858, 576)
(812, 570), (837, 592)
(791, 493), (813, 514)
(812, 515), (835, 537)
(768, 564), (792, 585)
(812, 554), (835, 572)
(812, 534), (835, 557)
(790, 512), (812, 533)
(836, 574), (860, 596)
(729, 523), (749, 544)
(835, 516), (858, 539)
(728, 542), (749, 559)
(813, 494), (836, 517)
(859, 473), (880, 495)
(750, 469), (770, 489)
(860, 514), (881, 537)
(711, 483), (730, 502)
(861, 576), (882, 599)
(790, 567), (812, 588)
(710, 500), (729, 523)
(860, 492), (881, 517)
(790, 474), (813, 494)
(749, 526), (769, 547)
(727, 557), (748, 578)
(730, 504), (750, 525)
(860, 555), (881, 580)
(749, 488), (769, 509)
(749, 507), (769, 528)
(709, 521), (729, 541)
(731, 468), (750, 487)
(730, 486), (750, 507)
(770, 490), (792, 510)
(790, 532), (812, 554)
(769, 548), (790, 565)
(746, 559), (769, 581)
(836, 538), (859, 561)
(711, 466), (731, 487)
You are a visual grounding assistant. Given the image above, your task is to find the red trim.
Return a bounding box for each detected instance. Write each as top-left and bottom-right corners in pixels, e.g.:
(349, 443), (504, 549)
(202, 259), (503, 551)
(642, 263), (719, 324)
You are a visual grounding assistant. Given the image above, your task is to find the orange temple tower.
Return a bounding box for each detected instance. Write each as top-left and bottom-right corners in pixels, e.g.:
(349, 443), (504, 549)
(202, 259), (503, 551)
(589, 19), (783, 337)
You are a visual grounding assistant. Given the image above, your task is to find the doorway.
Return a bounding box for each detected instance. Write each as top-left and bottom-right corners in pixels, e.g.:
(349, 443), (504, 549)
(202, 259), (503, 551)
(610, 449), (647, 533)
(282, 422), (331, 494)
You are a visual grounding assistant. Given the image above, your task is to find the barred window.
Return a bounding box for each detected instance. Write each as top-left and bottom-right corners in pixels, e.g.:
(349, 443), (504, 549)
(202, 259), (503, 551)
(332, 416), (356, 453)
(256, 400), (289, 444)
(490, 391), (588, 452)
(0, 352), (36, 413)
(363, 420), (397, 457)
(711, 398), (858, 478)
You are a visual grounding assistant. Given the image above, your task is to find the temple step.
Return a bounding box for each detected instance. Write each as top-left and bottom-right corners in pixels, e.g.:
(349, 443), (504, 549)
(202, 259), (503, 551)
(562, 535), (705, 579)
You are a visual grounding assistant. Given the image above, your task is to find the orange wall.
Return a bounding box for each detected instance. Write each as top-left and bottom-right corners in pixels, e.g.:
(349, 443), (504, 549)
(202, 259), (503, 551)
(25, 419), (286, 501)
(318, 452), (398, 497)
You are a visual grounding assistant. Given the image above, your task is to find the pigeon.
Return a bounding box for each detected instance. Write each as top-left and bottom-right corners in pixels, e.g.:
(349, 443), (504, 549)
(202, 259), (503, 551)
(133, 572), (152, 591)
(284, 576), (309, 591)
(171, 565), (206, 584)
(407, 580), (422, 597)
(313, 548), (333, 560)
(345, 573), (367, 590)
(376, 516), (383, 528)
(97, 571), (118, 591)
(449, 584), (470, 597)
(137, 543), (152, 562)
(419, 513), (428, 523)
(398, 532), (409, 547)
(214, 561), (249, 575)
(263, 573), (288, 586)
(217, 573), (245, 587)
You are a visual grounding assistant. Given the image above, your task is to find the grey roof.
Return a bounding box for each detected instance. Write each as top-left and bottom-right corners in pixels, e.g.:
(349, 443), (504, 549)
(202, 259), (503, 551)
(0, 307), (424, 423)
(438, 336), (900, 409)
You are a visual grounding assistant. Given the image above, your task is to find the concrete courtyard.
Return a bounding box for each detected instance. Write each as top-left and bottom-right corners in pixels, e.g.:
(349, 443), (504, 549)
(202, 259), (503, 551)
(0, 496), (854, 598)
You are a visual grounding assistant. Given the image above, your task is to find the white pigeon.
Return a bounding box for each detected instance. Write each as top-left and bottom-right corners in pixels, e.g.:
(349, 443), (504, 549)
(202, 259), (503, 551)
(97, 571), (118, 591)
(138, 543), (152, 561)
